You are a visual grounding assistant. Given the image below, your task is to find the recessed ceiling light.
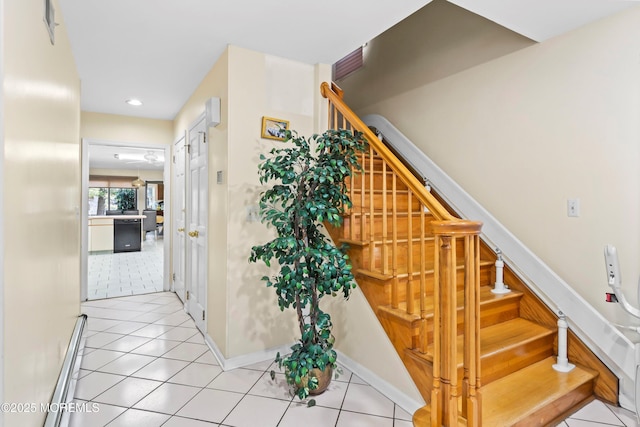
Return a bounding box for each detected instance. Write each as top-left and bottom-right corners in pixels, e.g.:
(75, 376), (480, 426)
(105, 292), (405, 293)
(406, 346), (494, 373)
(126, 98), (143, 106)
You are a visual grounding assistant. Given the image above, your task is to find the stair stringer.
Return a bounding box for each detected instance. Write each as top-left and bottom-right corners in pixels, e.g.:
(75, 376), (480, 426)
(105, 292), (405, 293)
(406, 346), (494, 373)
(363, 113), (628, 407)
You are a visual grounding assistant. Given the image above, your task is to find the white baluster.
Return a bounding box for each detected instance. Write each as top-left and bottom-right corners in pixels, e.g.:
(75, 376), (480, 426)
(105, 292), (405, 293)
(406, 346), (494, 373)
(553, 311), (575, 372)
(491, 249), (510, 294)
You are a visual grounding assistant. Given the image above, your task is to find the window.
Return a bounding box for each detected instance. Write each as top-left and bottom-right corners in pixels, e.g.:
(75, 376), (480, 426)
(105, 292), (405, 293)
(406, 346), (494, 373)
(88, 187), (137, 215)
(88, 175), (139, 215)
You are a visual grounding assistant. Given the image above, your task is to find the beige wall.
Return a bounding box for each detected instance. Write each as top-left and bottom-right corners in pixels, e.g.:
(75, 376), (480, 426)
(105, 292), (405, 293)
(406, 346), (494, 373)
(82, 111), (174, 145)
(173, 45), (422, 402)
(341, 0), (534, 111)
(346, 5), (640, 318)
(174, 47), (230, 354)
(2, 0), (81, 425)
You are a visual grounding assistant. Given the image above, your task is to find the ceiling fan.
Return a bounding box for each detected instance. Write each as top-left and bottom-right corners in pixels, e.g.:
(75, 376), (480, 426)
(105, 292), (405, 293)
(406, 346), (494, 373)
(114, 149), (164, 165)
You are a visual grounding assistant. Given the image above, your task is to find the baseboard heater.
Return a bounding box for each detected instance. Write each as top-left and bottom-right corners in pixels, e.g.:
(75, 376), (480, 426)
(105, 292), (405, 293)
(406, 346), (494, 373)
(43, 314), (87, 427)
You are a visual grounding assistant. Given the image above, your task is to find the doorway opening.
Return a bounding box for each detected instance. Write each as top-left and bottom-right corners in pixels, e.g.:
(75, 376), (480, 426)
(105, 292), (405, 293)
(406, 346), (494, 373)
(81, 139), (171, 301)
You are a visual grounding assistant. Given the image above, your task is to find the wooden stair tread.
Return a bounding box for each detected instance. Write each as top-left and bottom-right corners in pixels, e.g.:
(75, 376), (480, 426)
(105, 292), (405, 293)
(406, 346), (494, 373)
(412, 357), (596, 426)
(378, 286), (523, 326)
(410, 318), (554, 364)
(482, 357), (597, 426)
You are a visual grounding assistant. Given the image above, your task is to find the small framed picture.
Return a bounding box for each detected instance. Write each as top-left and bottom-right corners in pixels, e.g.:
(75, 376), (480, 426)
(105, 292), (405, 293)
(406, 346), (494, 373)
(261, 116), (289, 141)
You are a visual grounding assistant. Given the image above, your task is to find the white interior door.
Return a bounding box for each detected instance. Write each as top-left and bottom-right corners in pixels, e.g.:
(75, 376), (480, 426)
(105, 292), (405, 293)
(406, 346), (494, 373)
(186, 115), (208, 332)
(172, 134), (187, 303)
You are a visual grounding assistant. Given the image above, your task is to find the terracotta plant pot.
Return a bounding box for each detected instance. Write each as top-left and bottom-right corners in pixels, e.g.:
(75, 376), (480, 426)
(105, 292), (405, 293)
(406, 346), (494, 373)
(308, 366), (333, 396)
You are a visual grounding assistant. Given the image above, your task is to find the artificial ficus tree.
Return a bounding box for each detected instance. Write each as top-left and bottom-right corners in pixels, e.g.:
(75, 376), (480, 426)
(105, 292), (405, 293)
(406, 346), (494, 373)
(249, 128), (366, 399)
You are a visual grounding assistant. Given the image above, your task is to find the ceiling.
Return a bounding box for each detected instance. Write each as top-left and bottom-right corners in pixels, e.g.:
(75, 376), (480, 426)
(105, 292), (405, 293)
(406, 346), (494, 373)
(58, 0), (637, 122)
(62, 0), (637, 170)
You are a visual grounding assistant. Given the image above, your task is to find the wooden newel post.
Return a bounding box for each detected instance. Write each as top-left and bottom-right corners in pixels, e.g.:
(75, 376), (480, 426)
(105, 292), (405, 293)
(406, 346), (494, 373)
(431, 220), (483, 427)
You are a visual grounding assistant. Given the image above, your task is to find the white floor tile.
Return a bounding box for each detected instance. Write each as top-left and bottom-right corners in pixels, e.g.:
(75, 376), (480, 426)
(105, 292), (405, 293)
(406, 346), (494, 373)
(607, 404), (639, 427)
(97, 353), (157, 376)
(129, 323), (175, 338)
(176, 388), (243, 423)
(101, 335), (153, 352)
(341, 383), (395, 418)
(395, 405), (413, 421)
(569, 400), (625, 426)
(161, 342), (208, 362)
(167, 362), (222, 388)
(394, 420), (414, 427)
(333, 365), (353, 383)
(336, 411), (394, 427)
(154, 312), (191, 326)
(73, 371), (125, 401)
(194, 351), (219, 365)
(278, 403), (340, 427)
(68, 402), (126, 427)
(130, 338), (182, 357)
(80, 349), (126, 371)
(163, 416), (220, 427)
(105, 321), (149, 335)
(84, 332), (125, 349)
(303, 379), (348, 410)
(106, 408), (171, 427)
(94, 376), (163, 407)
(223, 394), (289, 427)
(131, 357), (190, 381)
(206, 368), (263, 393)
(86, 318), (122, 332)
(243, 359), (273, 372)
(248, 372), (293, 401)
(133, 382), (201, 415)
(157, 327), (198, 341)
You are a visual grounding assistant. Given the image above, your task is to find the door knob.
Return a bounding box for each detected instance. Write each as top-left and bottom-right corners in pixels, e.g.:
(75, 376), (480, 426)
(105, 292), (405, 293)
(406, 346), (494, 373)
(178, 227), (185, 232)
(188, 230), (199, 238)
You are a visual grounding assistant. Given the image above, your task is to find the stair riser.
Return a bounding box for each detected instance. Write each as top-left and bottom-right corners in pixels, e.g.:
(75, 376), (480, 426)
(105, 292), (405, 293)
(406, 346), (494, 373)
(350, 191), (422, 211)
(512, 381), (593, 426)
(359, 238), (472, 273)
(481, 334), (555, 385)
(421, 296), (522, 345)
(356, 265), (494, 307)
(347, 171), (407, 191)
(343, 213), (435, 242)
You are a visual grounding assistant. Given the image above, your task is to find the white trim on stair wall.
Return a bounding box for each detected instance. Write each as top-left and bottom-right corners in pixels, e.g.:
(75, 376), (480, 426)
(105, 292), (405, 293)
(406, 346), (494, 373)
(363, 113), (636, 410)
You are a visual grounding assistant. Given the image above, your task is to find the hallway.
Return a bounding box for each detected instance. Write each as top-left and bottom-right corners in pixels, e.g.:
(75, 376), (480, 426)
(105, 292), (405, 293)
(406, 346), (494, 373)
(72, 293), (639, 427)
(87, 236), (164, 300)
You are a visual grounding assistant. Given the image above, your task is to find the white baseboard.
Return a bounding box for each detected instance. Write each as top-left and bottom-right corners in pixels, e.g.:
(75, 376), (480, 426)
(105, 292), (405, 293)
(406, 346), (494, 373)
(336, 350), (424, 416)
(201, 334), (424, 415)
(203, 334), (294, 371)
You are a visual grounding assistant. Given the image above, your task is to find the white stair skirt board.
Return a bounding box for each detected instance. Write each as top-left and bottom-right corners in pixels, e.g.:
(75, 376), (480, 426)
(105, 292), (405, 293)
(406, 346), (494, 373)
(202, 334), (423, 416)
(363, 114), (635, 410)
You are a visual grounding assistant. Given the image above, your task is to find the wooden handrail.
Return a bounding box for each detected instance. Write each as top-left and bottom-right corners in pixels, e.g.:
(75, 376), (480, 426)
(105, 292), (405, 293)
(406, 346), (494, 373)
(322, 81), (483, 426)
(321, 82), (454, 222)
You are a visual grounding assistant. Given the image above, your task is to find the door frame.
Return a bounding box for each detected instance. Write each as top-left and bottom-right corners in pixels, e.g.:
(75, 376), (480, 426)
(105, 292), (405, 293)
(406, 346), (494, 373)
(80, 138), (171, 301)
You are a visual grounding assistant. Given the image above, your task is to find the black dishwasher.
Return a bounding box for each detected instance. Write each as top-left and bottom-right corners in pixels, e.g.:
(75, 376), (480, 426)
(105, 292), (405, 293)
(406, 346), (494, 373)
(113, 218), (141, 253)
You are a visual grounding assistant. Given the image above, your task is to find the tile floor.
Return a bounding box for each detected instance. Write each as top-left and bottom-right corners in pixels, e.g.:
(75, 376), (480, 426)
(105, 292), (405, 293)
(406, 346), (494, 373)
(73, 292), (640, 427)
(87, 234), (164, 300)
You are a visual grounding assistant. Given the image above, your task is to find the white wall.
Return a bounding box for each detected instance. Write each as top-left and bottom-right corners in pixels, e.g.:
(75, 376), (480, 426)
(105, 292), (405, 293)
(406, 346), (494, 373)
(2, 0), (81, 425)
(348, 4), (640, 321)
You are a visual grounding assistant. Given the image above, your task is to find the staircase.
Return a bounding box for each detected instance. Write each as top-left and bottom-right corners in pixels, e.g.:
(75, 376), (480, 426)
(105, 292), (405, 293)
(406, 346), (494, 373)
(321, 82), (618, 426)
